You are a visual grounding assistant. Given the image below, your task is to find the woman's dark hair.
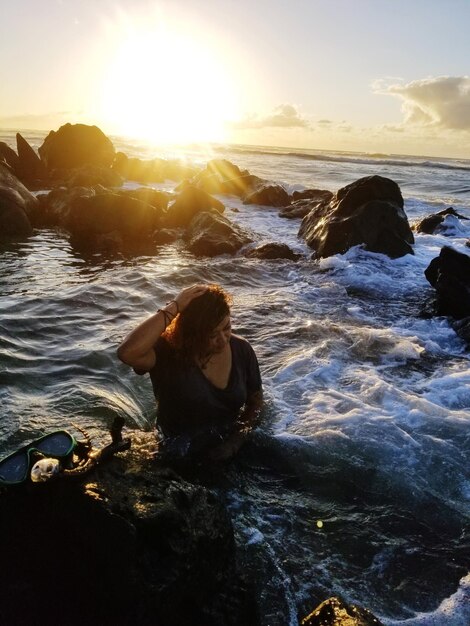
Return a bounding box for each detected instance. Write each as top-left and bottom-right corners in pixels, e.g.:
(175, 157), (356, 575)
(164, 284), (232, 361)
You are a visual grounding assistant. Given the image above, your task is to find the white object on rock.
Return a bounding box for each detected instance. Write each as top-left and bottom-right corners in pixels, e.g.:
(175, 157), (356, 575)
(31, 458), (60, 482)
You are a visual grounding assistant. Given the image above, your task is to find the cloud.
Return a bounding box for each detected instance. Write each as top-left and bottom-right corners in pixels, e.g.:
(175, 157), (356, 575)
(229, 104), (309, 130)
(377, 76), (470, 130)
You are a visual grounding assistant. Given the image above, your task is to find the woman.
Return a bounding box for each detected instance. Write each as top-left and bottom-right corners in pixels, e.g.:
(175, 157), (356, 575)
(117, 284), (263, 460)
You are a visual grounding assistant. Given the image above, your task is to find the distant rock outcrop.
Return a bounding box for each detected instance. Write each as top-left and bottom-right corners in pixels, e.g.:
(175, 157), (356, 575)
(299, 175), (414, 258)
(0, 162), (37, 239)
(38, 123), (116, 171)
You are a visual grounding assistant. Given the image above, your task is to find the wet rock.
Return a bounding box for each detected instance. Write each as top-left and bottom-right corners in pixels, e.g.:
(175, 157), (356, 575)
(113, 153), (198, 183)
(279, 198), (327, 219)
(123, 187), (173, 211)
(36, 186), (96, 228)
(62, 164), (123, 188)
(164, 185), (225, 228)
(292, 189), (333, 203)
(185, 210), (252, 256)
(299, 175), (414, 259)
(67, 192), (165, 247)
(243, 184), (291, 207)
(153, 228), (181, 245)
(424, 245), (470, 318)
(38, 123), (115, 171)
(0, 451), (254, 626)
(15, 132), (48, 184)
(245, 242), (300, 260)
(190, 159), (261, 197)
(0, 162), (37, 239)
(301, 597), (384, 625)
(0, 141), (20, 171)
(414, 207), (468, 234)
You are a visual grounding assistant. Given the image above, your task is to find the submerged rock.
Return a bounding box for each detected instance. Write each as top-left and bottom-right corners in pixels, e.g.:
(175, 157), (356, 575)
(301, 597), (384, 625)
(424, 245), (470, 319)
(0, 162), (37, 239)
(38, 123), (115, 171)
(414, 207), (468, 235)
(185, 210), (252, 256)
(299, 175), (414, 259)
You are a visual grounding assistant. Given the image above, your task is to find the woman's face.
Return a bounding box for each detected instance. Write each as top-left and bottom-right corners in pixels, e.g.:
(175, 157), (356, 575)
(207, 315), (231, 353)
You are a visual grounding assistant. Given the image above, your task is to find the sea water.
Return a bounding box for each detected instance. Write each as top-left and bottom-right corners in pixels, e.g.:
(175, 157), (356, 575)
(0, 130), (469, 625)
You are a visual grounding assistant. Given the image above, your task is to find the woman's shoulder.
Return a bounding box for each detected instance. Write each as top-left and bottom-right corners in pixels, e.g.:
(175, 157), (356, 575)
(231, 334), (256, 354)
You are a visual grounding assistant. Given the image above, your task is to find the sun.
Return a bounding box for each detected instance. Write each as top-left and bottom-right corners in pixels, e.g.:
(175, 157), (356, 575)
(97, 14), (240, 145)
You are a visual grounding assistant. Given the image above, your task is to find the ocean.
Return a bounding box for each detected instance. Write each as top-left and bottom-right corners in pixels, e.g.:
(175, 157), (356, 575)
(1, 129), (469, 625)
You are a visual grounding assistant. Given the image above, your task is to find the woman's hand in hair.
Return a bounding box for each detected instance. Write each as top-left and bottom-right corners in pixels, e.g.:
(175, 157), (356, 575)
(174, 284), (208, 313)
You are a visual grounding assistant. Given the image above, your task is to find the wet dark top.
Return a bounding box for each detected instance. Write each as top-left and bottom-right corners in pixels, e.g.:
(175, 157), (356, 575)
(148, 334), (262, 438)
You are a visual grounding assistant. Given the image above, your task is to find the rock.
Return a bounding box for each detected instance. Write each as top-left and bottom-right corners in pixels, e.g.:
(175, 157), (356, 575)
(67, 192), (165, 246)
(279, 198), (326, 220)
(222, 174), (266, 198)
(292, 189), (333, 203)
(153, 228), (181, 245)
(62, 164), (123, 188)
(453, 316), (470, 343)
(38, 123), (115, 171)
(424, 246), (470, 318)
(191, 159), (245, 195)
(245, 242), (300, 260)
(37, 186), (96, 228)
(0, 162), (37, 239)
(243, 184), (291, 207)
(414, 207), (468, 234)
(0, 141), (20, 171)
(164, 186), (225, 228)
(0, 448), (253, 626)
(301, 597), (384, 625)
(123, 187), (172, 211)
(185, 210), (252, 256)
(113, 153), (199, 184)
(299, 175), (414, 259)
(16, 132), (48, 183)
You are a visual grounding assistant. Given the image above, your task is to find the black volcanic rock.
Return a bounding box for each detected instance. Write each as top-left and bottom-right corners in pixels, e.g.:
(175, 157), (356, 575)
(424, 245), (470, 319)
(299, 175), (414, 258)
(16, 132), (48, 183)
(38, 123), (115, 171)
(185, 210), (252, 256)
(0, 141), (20, 171)
(164, 186), (225, 228)
(243, 184), (291, 207)
(414, 207), (468, 235)
(0, 450), (254, 626)
(245, 242), (300, 260)
(0, 162), (37, 239)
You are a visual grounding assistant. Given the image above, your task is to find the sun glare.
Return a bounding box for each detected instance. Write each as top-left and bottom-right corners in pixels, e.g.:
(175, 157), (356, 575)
(98, 13), (239, 145)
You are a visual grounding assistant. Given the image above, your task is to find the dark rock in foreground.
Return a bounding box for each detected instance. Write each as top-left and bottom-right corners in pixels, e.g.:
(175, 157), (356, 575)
(424, 245), (470, 319)
(185, 210), (252, 256)
(414, 207), (468, 235)
(301, 597), (384, 625)
(245, 242), (300, 260)
(0, 448), (256, 626)
(38, 123), (116, 171)
(0, 163), (37, 239)
(16, 132), (49, 184)
(299, 175), (414, 259)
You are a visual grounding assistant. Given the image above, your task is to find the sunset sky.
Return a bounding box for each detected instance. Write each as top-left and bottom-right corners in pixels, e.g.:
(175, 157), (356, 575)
(2, 0), (470, 158)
